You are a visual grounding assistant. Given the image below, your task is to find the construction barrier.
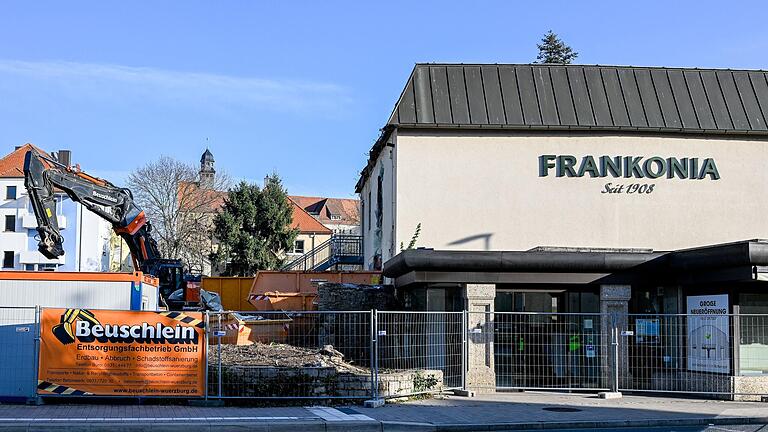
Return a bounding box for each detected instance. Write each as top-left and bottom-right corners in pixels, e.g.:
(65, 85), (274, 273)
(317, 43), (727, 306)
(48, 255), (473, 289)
(38, 309), (206, 397)
(3, 308), (768, 402)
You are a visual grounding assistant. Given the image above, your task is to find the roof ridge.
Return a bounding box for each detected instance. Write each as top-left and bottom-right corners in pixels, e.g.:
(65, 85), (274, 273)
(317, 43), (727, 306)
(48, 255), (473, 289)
(412, 63), (768, 73)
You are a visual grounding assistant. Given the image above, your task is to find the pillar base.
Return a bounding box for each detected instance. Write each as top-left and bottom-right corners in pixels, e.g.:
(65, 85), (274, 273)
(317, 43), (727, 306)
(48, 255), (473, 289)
(364, 398), (385, 408)
(598, 391), (623, 399)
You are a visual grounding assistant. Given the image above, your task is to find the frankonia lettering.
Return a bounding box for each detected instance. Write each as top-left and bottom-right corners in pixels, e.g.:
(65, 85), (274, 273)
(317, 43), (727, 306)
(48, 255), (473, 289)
(539, 155), (720, 180)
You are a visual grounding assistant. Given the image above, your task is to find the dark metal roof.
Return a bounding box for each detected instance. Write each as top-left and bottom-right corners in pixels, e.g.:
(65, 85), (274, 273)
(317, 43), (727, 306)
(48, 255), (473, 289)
(356, 63), (768, 192)
(389, 64), (768, 133)
(383, 240), (768, 286)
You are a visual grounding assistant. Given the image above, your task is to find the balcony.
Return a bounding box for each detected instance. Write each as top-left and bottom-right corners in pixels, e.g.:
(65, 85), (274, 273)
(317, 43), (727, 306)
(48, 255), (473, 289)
(19, 250), (65, 265)
(22, 213), (67, 230)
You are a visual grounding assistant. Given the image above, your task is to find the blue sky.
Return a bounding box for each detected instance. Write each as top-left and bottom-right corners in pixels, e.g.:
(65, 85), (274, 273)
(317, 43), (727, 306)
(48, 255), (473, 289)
(1, 1), (766, 197)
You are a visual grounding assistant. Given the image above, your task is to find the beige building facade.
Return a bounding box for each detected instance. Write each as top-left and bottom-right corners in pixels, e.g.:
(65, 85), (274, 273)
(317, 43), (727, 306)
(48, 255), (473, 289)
(389, 130), (767, 256)
(357, 63), (768, 394)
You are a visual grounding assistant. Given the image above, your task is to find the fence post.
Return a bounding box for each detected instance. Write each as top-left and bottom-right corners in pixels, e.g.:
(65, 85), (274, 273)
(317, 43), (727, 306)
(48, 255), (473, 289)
(204, 311), (209, 401)
(373, 309), (379, 399)
(32, 305), (41, 404)
(462, 309), (467, 391)
(611, 320), (619, 393)
(364, 309), (384, 407)
(597, 313), (623, 399)
(369, 309), (375, 399)
(217, 313), (222, 399)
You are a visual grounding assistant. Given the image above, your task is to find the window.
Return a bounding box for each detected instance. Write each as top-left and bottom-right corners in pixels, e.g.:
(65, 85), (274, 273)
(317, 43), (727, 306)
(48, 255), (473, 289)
(361, 201), (365, 233)
(38, 264), (57, 272)
(293, 240), (305, 254)
(5, 186), (16, 200)
(2, 251), (13, 268)
(367, 191), (371, 231)
(4, 215), (15, 232)
(24, 264), (35, 271)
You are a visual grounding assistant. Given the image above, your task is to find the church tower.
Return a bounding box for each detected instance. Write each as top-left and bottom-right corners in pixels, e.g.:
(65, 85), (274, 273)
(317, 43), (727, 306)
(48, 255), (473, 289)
(200, 148), (215, 188)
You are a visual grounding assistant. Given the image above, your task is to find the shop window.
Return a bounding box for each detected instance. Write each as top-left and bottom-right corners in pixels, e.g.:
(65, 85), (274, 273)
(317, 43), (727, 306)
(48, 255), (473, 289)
(293, 240), (305, 254)
(2, 251), (13, 268)
(4, 215), (15, 232)
(6, 186), (16, 200)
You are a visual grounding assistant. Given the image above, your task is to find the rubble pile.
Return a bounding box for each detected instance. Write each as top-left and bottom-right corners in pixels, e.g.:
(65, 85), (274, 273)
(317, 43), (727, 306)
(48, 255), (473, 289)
(209, 343), (367, 373)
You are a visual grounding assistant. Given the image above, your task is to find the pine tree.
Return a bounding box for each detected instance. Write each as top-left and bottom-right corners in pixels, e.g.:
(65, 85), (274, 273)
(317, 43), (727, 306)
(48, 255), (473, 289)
(536, 30), (578, 64)
(210, 174), (297, 276)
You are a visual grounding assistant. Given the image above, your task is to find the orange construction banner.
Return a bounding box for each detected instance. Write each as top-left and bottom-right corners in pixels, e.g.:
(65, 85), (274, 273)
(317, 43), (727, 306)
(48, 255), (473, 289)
(38, 308), (206, 397)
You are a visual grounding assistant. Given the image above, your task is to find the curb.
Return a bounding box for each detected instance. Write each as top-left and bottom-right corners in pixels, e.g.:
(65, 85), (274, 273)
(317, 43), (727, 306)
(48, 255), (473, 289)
(2, 416), (768, 432)
(381, 416), (768, 431)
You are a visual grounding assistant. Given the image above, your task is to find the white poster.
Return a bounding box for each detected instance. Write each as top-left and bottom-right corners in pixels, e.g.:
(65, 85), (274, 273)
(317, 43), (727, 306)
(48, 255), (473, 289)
(686, 294), (730, 373)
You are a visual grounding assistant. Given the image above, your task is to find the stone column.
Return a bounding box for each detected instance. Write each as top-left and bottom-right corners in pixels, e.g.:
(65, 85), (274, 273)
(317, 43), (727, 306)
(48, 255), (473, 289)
(464, 284), (496, 393)
(600, 284), (631, 390)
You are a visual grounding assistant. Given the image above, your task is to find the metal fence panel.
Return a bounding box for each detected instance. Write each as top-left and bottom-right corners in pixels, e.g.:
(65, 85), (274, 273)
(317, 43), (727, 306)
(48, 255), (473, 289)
(190, 310), (768, 400)
(490, 312), (609, 391)
(0, 307), (38, 401)
(207, 310), (373, 399)
(622, 314), (768, 398)
(376, 311), (463, 397)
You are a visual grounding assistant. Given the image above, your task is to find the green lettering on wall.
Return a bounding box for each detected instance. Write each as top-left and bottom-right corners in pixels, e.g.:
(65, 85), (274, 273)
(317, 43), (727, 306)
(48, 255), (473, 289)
(667, 157), (689, 179)
(699, 158), (720, 180)
(557, 155), (577, 177)
(644, 157), (666, 179)
(578, 156), (599, 177)
(539, 155), (556, 177)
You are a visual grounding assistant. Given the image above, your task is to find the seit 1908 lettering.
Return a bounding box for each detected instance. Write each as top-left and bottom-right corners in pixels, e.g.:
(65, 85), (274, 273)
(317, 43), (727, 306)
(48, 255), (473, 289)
(602, 182), (655, 194)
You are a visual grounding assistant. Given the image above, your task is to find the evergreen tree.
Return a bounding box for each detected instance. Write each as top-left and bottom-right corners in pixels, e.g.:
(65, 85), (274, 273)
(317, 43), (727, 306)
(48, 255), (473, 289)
(536, 30), (578, 64)
(210, 174), (297, 276)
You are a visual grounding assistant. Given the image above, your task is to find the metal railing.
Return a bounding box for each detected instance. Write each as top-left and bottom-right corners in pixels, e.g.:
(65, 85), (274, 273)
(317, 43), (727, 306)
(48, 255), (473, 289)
(281, 235), (363, 272)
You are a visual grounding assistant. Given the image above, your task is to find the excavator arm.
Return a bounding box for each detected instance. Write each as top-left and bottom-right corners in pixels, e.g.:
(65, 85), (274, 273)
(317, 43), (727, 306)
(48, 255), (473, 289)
(22, 149), (222, 311)
(23, 149), (159, 273)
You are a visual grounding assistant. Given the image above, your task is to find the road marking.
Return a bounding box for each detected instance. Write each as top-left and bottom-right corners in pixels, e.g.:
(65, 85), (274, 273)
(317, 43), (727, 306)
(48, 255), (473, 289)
(307, 407), (374, 422)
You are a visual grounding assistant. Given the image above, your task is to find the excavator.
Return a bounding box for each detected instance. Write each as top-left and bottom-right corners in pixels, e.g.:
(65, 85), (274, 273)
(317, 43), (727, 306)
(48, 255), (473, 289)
(22, 149), (221, 311)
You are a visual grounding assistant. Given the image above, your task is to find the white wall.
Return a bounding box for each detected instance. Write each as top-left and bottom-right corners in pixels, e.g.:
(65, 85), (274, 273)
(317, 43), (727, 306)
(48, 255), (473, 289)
(375, 130), (768, 254)
(360, 131), (397, 269)
(76, 207), (112, 272)
(0, 179), (32, 270)
(0, 177), (111, 272)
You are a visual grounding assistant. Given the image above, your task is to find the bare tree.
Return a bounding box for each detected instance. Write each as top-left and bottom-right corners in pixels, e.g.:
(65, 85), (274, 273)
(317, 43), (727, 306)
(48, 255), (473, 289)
(127, 156), (230, 274)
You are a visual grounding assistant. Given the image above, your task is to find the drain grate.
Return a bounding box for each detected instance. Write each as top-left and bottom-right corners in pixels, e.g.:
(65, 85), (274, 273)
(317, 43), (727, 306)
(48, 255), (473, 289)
(542, 407), (582, 412)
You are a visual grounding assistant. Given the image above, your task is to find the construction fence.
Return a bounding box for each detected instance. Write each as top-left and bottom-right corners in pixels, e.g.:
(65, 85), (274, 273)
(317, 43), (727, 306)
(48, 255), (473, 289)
(195, 310), (768, 401)
(2, 307), (768, 402)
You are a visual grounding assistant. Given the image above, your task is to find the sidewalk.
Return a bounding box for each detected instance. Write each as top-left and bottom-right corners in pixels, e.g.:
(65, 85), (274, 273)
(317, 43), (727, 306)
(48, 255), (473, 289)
(358, 392), (768, 430)
(0, 392), (766, 431)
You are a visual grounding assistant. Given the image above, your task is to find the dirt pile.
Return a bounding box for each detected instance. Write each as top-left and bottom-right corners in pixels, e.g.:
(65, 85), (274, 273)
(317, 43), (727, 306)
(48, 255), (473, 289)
(209, 343), (368, 373)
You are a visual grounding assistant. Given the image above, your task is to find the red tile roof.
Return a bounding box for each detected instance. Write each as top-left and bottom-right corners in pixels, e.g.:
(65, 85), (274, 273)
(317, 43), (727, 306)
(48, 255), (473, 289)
(180, 186), (332, 234)
(289, 195), (360, 226)
(288, 198), (332, 234)
(0, 143), (49, 178)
